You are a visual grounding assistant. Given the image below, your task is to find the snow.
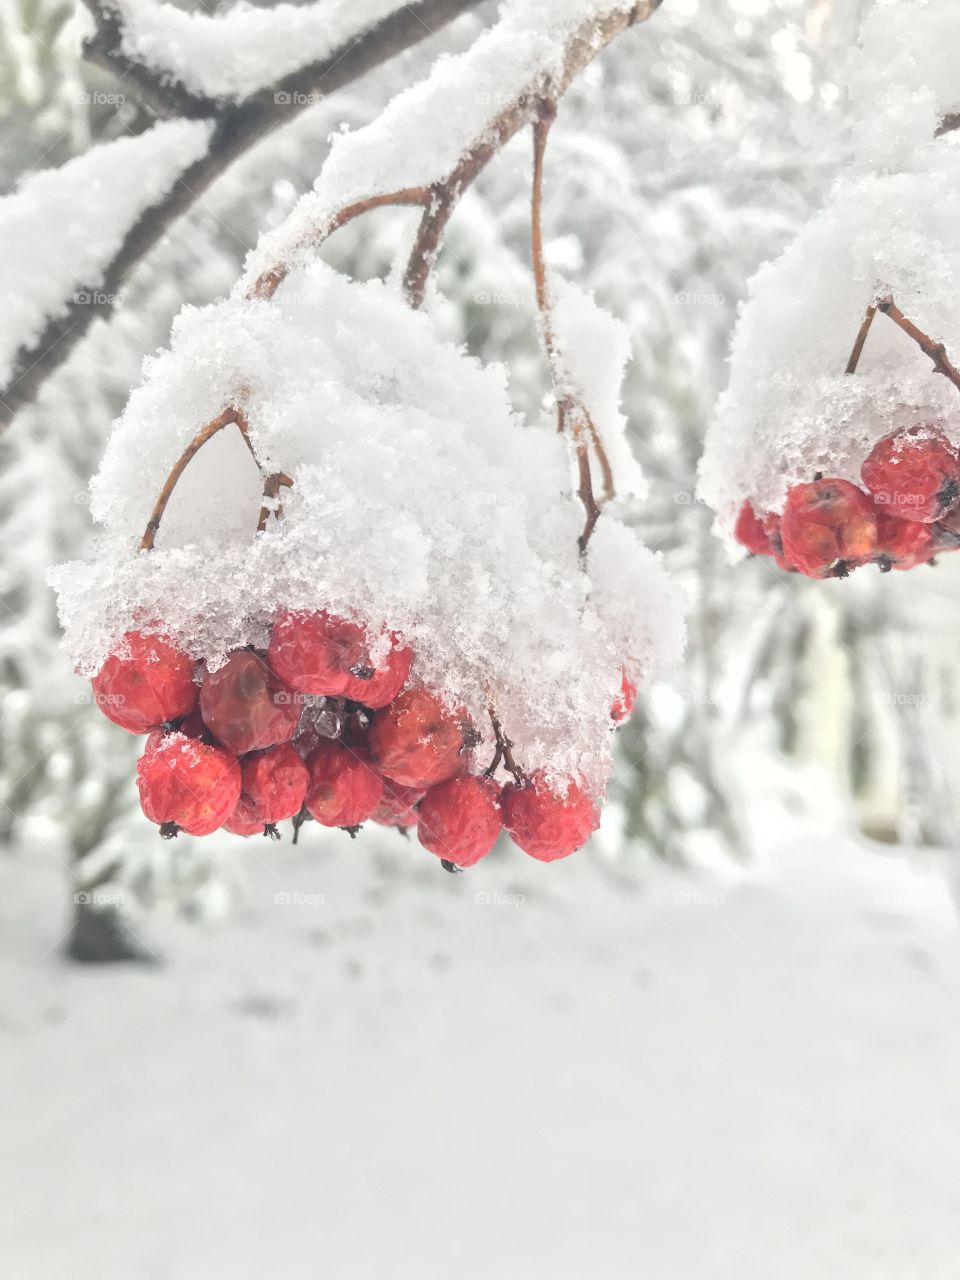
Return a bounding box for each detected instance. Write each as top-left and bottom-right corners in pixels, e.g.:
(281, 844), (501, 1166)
(699, 0), (960, 545)
(4, 809), (960, 1277)
(241, 0), (641, 290)
(0, 118), (213, 387)
(106, 0), (415, 103)
(52, 259), (682, 794)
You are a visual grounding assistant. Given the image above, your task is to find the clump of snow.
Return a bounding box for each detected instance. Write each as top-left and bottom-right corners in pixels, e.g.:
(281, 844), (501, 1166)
(106, 0), (412, 103)
(0, 119), (212, 386)
(51, 262), (683, 793)
(241, 0), (640, 291)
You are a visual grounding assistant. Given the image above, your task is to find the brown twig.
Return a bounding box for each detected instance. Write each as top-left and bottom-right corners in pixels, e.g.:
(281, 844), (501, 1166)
(844, 302), (877, 375)
(485, 707), (524, 783)
(877, 296), (960, 395)
(140, 407), (244, 550)
(257, 470), (294, 533)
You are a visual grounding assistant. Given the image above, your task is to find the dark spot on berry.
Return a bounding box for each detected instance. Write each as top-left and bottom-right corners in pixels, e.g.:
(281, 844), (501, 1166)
(159, 821), (180, 840)
(440, 859), (462, 874)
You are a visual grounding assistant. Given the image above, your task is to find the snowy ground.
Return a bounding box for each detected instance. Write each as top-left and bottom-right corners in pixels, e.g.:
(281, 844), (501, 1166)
(3, 807), (960, 1279)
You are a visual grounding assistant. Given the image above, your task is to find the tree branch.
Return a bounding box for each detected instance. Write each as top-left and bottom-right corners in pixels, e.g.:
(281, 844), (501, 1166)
(0, 0), (488, 429)
(877, 296), (960, 396)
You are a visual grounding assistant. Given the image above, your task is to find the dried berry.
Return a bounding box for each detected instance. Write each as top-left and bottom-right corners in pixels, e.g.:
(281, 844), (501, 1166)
(91, 631), (197, 734)
(200, 649), (300, 756)
(861, 425), (960, 524)
(137, 734), (241, 837)
(418, 774), (503, 867)
(780, 478), (877, 578)
(501, 769), (599, 862)
(368, 685), (469, 789)
(305, 740), (384, 828)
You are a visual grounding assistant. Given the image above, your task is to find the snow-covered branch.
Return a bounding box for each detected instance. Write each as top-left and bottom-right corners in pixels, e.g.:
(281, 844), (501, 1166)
(0, 0), (487, 428)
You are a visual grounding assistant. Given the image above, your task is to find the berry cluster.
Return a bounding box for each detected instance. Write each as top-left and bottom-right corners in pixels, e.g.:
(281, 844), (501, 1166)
(89, 612), (627, 868)
(735, 424), (960, 577)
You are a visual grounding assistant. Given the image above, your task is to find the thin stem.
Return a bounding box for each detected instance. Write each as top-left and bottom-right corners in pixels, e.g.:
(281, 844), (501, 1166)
(844, 303), (877, 375)
(486, 707), (524, 783)
(140, 408), (243, 550)
(575, 437), (602, 556)
(877, 296), (960, 396)
(250, 187), (433, 300)
(403, 186), (457, 309)
(531, 101), (558, 367)
(257, 470), (294, 533)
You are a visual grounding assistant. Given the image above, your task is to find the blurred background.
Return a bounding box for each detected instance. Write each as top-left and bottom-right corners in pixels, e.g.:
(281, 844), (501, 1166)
(4, 1), (960, 1276)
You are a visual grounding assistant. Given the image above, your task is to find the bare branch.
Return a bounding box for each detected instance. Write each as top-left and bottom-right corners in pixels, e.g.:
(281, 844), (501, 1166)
(877, 296), (960, 396)
(0, 0), (489, 428)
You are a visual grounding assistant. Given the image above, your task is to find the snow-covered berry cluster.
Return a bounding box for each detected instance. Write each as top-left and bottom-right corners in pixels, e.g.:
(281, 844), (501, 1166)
(734, 424), (960, 578)
(90, 612), (642, 866)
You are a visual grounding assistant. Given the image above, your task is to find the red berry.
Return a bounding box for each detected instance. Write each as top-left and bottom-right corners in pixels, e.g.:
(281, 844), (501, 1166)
(371, 779), (425, 828)
(734, 501), (771, 556)
(199, 650), (300, 756)
(368, 686), (470, 789)
(861, 425), (960, 524)
(611, 668), (637, 723)
(223, 809), (267, 837)
(780, 478), (877, 578)
(137, 734), (241, 837)
(227, 743), (308, 835)
(418, 775), (503, 868)
(91, 631), (197, 734)
(342, 635), (414, 708)
(267, 610), (367, 696)
(761, 513), (797, 573)
(305, 741), (384, 828)
(502, 770), (599, 862)
(874, 512), (936, 571)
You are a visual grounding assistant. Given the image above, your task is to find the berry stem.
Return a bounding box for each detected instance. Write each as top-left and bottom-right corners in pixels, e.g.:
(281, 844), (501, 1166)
(877, 296), (960, 396)
(486, 706), (524, 783)
(530, 101), (614, 555)
(844, 302), (877, 375)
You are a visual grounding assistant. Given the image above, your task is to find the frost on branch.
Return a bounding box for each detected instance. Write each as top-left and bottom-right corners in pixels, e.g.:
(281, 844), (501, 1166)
(0, 118), (212, 387)
(51, 264), (683, 793)
(699, 0), (960, 557)
(102, 0), (410, 102)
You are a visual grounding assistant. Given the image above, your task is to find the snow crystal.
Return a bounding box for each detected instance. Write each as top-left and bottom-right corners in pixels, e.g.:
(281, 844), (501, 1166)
(106, 0), (411, 103)
(699, 0), (960, 547)
(0, 119), (212, 386)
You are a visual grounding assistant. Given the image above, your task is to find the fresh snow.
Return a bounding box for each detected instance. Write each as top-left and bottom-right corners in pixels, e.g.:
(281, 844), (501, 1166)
(3, 812), (960, 1278)
(0, 119), (212, 387)
(105, 0), (418, 103)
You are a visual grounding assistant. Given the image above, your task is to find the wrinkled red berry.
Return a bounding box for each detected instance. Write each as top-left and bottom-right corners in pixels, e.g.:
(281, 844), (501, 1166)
(780, 478), (877, 578)
(225, 742), (308, 836)
(268, 610), (367, 696)
(305, 741), (384, 827)
(343, 634), (414, 708)
(761, 513), (797, 573)
(200, 650), (300, 756)
(137, 734), (241, 837)
(502, 770), (599, 862)
(874, 512), (936, 572)
(91, 631), (197, 734)
(369, 686), (470, 788)
(861, 425), (960, 524)
(371, 779), (425, 828)
(611, 668), (637, 723)
(734, 502), (771, 556)
(418, 775), (503, 867)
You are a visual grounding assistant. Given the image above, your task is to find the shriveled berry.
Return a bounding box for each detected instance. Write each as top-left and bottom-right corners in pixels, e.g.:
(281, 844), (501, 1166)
(761, 513), (797, 573)
(861, 425), (960, 524)
(734, 501), (771, 556)
(371, 779), (425, 828)
(305, 741), (384, 828)
(267, 610), (367, 696)
(368, 686), (469, 789)
(874, 512), (936, 572)
(231, 743), (308, 835)
(343, 635), (414, 708)
(418, 775), (503, 868)
(502, 770), (599, 862)
(200, 650), (300, 756)
(137, 734), (241, 837)
(91, 631), (197, 734)
(611, 668), (637, 723)
(780, 478), (877, 578)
